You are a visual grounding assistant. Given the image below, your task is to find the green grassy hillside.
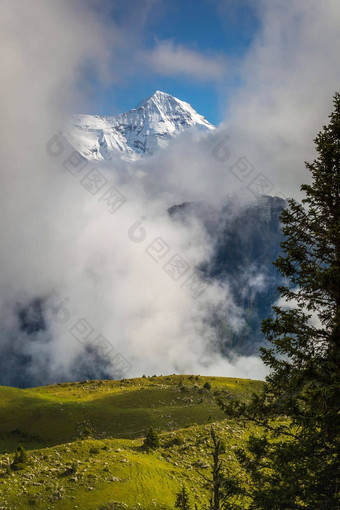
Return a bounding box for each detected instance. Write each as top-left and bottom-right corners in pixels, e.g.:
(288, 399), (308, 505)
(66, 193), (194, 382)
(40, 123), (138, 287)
(0, 375), (262, 509)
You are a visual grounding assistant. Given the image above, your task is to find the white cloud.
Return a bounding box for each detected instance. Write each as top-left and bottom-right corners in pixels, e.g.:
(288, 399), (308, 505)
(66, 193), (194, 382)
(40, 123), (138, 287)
(0, 1), (256, 386)
(2, 0), (339, 387)
(222, 0), (340, 199)
(141, 40), (227, 82)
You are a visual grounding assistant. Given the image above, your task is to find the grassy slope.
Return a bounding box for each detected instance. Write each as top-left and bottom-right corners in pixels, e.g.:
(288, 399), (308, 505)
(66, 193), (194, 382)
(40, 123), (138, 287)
(0, 375), (262, 509)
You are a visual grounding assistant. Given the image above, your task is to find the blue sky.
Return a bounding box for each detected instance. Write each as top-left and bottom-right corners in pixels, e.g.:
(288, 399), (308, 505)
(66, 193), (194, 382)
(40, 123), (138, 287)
(85, 0), (260, 125)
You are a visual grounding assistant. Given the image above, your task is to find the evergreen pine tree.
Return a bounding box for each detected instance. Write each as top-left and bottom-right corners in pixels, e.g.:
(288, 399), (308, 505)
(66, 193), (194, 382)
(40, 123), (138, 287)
(219, 93), (340, 509)
(196, 427), (246, 510)
(143, 426), (160, 449)
(175, 485), (191, 510)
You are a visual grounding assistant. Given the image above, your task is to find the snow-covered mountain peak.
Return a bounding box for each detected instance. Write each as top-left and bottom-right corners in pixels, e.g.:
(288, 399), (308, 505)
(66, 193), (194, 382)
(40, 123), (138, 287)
(64, 91), (215, 162)
(135, 90), (212, 127)
(136, 90), (172, 107)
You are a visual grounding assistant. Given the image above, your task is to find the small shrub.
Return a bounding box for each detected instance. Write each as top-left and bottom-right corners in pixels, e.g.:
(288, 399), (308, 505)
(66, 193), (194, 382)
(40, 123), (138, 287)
(11, 445), (28, 470)
(61, 461), (77, 476)
(11, 462), (26, 471)
(163, 436), (184, 448)
(81, 426), (93, 439)
(90, 447), (100, 454)
(203, 382), (211, 391)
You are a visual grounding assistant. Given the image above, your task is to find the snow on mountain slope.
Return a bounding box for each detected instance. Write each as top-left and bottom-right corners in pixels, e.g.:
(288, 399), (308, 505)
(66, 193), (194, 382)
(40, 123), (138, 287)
(64, 91), (215, 161)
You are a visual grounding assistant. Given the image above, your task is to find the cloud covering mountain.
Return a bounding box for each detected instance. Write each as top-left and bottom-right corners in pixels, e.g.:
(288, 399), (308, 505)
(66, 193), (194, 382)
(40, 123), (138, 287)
(1, 0), (340, 387)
